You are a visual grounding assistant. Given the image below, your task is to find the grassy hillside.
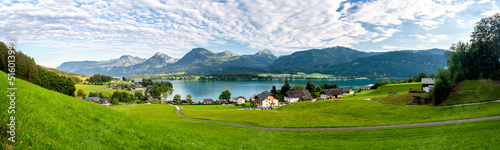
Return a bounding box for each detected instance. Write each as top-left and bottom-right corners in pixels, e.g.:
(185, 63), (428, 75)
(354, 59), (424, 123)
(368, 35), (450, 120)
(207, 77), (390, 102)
(0, 71), (205, 149)
(443, 80), (500, 105)
(182, 83), (500, 128)
(2, 72), (500, 149)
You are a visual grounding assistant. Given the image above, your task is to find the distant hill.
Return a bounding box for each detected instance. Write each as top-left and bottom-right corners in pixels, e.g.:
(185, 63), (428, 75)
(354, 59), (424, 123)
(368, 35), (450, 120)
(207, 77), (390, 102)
(56, 47), (448, 77)
(310, 51), (447, 77)
(56, 55), (146, 75)
(400, 48), (447, 56)
(267, 46), (371, 69)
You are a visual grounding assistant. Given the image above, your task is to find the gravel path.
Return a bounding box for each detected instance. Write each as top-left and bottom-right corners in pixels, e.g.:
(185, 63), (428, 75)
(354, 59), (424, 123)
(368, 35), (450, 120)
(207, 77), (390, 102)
(172, 105), (500, 131)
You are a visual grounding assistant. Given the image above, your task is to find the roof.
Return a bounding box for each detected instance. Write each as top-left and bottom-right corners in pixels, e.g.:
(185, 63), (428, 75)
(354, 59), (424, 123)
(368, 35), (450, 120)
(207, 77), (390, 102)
(321, 89), (342, 96)
(249, 94), (256, 99)
(233, 96), (245, 100)
(84, 97), (100, 101)
(256, 91), (274, 102)
(285, 90), (312, 100)
(342, 87), (353, 93)
(421, 78), (435, 84)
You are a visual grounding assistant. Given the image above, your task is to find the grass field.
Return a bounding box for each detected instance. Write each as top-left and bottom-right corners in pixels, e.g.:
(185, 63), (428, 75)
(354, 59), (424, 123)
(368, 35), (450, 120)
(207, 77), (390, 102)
(2, 71), (500, 149)
(443, 80), (500, 105)
(372, 93), (431, 105)
(75, 83), (137, 97)
(182, 99), (500, 128)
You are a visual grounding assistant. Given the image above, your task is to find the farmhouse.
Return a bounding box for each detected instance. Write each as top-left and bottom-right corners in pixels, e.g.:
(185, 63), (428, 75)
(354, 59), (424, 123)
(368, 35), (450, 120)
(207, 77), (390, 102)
(421, 78), (435, 92)
(233, 96), (246, 104)
(255, 91), (279, 107)
(203, 98), (214, 104)
(98, 99), (111, 106)
(320, 89), (342, 99)
(284, 90), (312, 103)
(342, 87), (355, 95)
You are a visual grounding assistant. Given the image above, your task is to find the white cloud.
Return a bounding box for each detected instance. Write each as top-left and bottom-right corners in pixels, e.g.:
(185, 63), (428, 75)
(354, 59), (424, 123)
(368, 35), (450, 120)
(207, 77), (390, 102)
(411, 33), (449, 43)
(48, 52), (80, 56)
(0, 0), (479, 55)
(343, 0), (475, 30)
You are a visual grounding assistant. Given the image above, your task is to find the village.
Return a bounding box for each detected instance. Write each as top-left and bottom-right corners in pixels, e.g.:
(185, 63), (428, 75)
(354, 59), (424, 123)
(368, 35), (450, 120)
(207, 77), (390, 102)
(76, 74), (435, 110)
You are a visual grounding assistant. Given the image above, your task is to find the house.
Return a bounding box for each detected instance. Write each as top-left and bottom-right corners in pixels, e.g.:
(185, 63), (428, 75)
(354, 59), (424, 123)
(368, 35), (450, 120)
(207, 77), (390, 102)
(341, 87), (355, 95)
(360, 84), (373, 90)
(76, 96), (83, 100)
(284, 90), (312, 103)
(320, 89), (342, 99)
(84, 97), (101, 103)
(203, 99), (214, 104)
(233, 96), (246, 104)
(421, 78), (435, 92)
(249, 94), (257, 102)
(254, 91), (279, 107)
(160, 97), (165, 104)
(98, 99), (111, 106)
(181, 100), (189, 104)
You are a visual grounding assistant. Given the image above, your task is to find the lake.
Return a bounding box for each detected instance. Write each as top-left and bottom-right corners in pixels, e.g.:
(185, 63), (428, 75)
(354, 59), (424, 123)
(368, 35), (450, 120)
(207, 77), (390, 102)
(159, 78), (403, 102)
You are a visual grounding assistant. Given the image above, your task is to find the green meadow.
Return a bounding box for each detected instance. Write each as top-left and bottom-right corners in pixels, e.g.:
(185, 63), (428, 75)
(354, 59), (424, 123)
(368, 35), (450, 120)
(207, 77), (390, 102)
(443, 80), (500, 105)
(2, 71), (500, 149)
(75, 83), (137, 97)
(182, 82), (500, 128)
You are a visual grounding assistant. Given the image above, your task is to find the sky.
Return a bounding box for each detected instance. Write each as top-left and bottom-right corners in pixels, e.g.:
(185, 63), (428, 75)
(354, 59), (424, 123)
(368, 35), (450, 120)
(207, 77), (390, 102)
(0, 0), (498, 68)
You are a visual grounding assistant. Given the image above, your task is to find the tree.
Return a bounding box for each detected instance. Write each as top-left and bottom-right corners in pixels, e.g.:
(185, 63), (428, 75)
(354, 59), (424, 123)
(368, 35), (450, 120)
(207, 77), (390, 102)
(416, 72), (428, 82)
(173, 94), (181, 104)
(306, 81), (315, 93)
(431, 67), (452, 106)
(77, 89), (86, 99)
(293, 84), (304, 90)
(271, 86), (278, 96)
(280, 79), (291, 95)
(186, 94), (193, 104)
(219, 90), (231, 101)
(384, 77), (390, 85)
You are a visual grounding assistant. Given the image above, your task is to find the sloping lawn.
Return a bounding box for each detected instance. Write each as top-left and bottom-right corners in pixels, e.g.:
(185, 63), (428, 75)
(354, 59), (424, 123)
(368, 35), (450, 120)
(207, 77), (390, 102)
(443, 80), (500, 105)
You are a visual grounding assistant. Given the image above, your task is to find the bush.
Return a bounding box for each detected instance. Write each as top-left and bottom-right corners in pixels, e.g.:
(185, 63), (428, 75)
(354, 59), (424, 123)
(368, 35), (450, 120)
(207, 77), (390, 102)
(234, 103), (240, 106)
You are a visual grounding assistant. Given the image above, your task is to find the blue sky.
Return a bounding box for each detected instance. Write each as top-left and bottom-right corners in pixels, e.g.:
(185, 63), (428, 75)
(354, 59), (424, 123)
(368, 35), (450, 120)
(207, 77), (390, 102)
(0, 0), (498, 68)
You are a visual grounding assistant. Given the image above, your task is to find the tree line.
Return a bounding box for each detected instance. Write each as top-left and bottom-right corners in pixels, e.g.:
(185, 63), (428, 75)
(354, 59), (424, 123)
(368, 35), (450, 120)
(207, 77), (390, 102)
(0, 42), (76, 96)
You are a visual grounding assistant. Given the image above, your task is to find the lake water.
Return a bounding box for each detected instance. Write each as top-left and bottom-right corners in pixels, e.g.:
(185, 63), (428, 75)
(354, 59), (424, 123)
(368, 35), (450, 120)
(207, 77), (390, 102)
(159, 78), (403, 102)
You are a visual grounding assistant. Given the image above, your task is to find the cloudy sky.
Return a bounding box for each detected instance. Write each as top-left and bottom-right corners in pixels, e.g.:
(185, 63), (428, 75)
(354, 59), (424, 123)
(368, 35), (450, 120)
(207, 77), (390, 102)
(1, 0), (498, 68)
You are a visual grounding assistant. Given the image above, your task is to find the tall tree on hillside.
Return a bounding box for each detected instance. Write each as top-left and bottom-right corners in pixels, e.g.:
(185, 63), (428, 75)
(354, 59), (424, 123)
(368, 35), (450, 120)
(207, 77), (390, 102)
(384, 77), (390, 85)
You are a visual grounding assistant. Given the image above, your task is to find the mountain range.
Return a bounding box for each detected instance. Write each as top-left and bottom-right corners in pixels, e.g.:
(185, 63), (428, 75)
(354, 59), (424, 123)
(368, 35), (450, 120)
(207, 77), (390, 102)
(56, 47), (448, 77)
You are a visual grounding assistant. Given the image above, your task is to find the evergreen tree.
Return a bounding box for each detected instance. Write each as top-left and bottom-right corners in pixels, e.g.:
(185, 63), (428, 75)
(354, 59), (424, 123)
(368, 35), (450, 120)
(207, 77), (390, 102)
(306, 81), (315, 93)
(270, 86), (278, 96)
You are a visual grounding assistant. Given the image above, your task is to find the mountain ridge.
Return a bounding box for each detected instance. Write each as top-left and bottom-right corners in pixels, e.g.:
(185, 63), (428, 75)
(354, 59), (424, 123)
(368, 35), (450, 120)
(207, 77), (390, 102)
(55, 47), (447, 77)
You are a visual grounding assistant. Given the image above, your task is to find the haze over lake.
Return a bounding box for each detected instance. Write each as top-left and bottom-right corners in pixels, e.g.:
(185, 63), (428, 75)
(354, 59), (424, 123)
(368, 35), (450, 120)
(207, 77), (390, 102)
(160, 78), (403, 102)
